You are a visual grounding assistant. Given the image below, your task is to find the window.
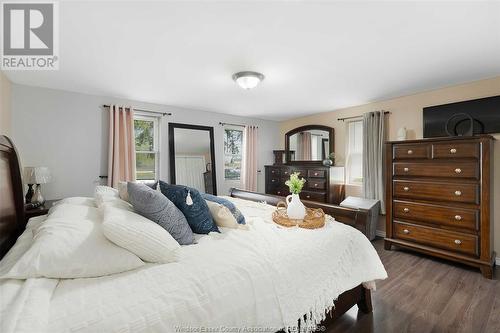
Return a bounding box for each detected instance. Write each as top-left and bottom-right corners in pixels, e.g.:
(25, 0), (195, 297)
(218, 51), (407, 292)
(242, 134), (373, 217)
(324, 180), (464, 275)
(346, 120), (363, 185)
(134, 115), (159, 181)
(224, 127), (243, 180)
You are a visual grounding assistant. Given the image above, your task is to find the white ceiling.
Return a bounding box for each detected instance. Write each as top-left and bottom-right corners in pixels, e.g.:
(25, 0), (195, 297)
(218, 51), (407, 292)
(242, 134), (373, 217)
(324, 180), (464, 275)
(5, 1), (500, 121)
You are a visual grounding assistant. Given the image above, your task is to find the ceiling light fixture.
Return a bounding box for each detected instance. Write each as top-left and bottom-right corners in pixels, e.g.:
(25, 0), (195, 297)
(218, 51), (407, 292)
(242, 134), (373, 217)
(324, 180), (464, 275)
(232, 71), (265, 90)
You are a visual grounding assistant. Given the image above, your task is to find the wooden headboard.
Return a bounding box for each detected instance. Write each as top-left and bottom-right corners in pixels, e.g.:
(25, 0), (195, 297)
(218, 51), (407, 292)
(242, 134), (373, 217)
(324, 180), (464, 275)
(0, 135), (25, 259)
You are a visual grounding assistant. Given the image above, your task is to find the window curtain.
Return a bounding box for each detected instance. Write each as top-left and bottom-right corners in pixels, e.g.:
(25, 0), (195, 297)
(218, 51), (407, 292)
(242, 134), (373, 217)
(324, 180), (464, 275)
(297, 132), (312, 160)
(362, 111), (386, 213)
(107, 105), (136, 187)
(243, 125), (258, 191)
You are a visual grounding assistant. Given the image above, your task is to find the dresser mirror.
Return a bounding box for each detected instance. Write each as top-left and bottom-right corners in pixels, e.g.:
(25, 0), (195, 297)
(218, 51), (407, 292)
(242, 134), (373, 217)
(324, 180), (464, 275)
(285, 125), (334, 164)
(168, 123), (217, 195)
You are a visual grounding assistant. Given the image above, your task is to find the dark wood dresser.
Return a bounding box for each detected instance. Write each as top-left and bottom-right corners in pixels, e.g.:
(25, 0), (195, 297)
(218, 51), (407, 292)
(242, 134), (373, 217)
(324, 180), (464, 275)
(264, 165), (345, 204)
(384, 135), (495, 278)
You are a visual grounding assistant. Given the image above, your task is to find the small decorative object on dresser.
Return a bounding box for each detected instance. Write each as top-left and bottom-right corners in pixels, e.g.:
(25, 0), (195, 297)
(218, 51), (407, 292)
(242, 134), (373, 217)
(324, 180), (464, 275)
(384, 135), (495, 278)
(23, 166), (51, 204)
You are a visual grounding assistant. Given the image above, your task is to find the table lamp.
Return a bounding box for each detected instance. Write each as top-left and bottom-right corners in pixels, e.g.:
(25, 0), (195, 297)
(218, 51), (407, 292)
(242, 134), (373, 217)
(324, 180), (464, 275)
(24, 167), (51, 204)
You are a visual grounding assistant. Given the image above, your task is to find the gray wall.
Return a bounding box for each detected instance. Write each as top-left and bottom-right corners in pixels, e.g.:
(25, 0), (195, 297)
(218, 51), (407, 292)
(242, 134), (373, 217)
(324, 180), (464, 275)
(11, 84), (281, 199)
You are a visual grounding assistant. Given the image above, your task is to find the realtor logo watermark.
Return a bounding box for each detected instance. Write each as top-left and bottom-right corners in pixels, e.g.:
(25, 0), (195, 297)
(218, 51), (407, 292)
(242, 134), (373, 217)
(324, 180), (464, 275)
(1, 1), (59, 70)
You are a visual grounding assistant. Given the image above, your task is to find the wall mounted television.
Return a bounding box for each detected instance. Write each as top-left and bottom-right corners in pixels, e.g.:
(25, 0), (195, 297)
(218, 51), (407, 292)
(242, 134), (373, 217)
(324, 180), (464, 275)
(423, 95), (500, 138)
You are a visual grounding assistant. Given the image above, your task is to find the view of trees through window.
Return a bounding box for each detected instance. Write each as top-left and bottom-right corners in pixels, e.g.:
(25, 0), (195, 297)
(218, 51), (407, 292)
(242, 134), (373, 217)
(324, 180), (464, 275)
(134, 118), (157, 180)
(224, 128), (243, 180)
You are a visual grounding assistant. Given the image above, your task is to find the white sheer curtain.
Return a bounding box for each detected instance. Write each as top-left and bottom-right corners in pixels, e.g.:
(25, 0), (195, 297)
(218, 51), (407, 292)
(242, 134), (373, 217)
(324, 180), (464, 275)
(362, 111), (386, 213)
(107, 105), (136, 187)
(242, 126), (258, 191)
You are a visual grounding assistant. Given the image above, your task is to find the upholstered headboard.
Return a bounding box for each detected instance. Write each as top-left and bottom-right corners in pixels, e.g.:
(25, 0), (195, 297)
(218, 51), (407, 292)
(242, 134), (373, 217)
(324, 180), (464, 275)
(0, 136), (25, 259)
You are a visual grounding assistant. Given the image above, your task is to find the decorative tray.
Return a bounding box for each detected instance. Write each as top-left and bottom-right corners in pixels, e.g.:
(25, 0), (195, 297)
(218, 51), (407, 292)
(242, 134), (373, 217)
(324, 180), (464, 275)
(272, 201), (326, 229)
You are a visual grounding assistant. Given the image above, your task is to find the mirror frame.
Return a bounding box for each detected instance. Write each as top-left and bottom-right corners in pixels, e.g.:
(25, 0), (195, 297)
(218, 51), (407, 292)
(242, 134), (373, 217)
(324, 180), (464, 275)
(168, 122), (217, 195)
(285, 124), (335, 165)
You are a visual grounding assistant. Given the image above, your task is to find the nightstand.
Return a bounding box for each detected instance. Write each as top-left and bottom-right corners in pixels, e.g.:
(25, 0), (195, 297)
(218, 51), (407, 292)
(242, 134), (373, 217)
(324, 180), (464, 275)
(24, 200), (59, 222)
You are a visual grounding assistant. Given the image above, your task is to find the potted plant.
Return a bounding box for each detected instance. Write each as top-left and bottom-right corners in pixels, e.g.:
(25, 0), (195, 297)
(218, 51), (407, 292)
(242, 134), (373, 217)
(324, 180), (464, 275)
(323, 152), (336, 167)
(284, 172), (307, 219)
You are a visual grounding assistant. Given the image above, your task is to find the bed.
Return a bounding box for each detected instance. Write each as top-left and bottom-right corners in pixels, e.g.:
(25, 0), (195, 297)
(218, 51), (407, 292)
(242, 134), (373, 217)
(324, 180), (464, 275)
(0, 135), (387, 332)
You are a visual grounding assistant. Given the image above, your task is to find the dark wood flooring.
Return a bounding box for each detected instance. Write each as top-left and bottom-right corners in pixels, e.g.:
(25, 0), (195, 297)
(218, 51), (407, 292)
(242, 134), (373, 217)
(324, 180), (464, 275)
(327, 238), (500, 333)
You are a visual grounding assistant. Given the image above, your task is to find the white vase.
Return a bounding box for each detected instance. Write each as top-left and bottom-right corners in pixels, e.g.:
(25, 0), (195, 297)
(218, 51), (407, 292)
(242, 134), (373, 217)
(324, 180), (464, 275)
(286, 193), (306, 220)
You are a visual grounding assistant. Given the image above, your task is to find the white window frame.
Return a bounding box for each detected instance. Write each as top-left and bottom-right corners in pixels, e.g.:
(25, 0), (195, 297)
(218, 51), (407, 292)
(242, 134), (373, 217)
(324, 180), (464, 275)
(223, 125), (244, 181)
(134, 114), (161, 181)
(345, 119), (363, 186)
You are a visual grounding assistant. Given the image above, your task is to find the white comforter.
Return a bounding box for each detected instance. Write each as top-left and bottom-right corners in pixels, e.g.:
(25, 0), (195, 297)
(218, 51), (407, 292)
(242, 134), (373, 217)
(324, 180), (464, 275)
(0, 197), (387, 333)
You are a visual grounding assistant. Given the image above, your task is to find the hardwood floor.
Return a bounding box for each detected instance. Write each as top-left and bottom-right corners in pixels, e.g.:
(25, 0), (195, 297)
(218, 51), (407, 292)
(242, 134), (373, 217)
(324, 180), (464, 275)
(327, 238), (500, 333)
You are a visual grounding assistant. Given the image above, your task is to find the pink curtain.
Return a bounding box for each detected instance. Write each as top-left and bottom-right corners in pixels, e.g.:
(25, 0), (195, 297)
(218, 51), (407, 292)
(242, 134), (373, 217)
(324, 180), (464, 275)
(243, 125), (258, 191)
(107, 105), (136, 187)
(297, 132), (312, 160)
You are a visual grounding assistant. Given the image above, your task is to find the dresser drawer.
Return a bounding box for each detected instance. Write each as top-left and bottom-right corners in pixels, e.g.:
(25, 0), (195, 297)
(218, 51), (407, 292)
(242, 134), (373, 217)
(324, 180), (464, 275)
(393, 180), (479, 204)
(281, 168), (291, 178)
(393, 200), (479, 231)
(393, 144), (430, 160)
(300, 191), (327, 202)
(270, 187), (289, 196)
(432, 142), (479, 159)
(268, 177), (281, 187)
(267, 167), (281, 176)
(394, 222), (478, 256)
(308, 169), (326, 178)
(290, 168), (307, 177)
(393, 162), (478, 179)
(308, 179), (326, 190)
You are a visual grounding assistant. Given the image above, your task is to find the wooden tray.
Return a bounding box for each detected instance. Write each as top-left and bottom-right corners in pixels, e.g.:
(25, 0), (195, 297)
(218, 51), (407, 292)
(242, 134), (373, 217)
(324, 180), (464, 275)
(272, 201), (325, 229)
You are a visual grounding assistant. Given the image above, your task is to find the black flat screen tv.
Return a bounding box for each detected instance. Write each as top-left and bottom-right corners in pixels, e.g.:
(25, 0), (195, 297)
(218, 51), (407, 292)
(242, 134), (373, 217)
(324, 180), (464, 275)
(423, 95), (500, 138)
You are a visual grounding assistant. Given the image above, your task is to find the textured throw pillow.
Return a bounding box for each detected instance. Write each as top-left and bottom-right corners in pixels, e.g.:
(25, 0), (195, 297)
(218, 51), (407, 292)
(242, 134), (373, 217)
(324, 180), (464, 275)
(0, 204), (144, 279)
(102, 205), (181, 263)
(128, 182), (195, 245)
(205, 200), (248, 230)
(202, 193), (246, 225)
(117, 181), (129, 202)
(159, 181), (219, 234)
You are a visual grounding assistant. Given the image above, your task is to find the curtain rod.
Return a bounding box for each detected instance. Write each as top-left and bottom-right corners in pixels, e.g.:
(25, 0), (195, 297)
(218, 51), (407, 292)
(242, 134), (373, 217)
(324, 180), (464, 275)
(219, 122), (258, 129)
(102, 105), (172, 117)
(337, 111), (390, 122)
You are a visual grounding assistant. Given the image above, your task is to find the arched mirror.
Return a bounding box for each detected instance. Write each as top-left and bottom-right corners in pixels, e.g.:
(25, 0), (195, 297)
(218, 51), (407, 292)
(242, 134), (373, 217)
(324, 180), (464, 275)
(285, 125), (334, 164)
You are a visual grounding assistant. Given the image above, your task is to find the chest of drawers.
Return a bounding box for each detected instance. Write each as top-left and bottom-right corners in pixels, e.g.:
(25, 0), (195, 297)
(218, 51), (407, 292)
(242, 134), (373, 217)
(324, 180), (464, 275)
(384, 136), (495, 278)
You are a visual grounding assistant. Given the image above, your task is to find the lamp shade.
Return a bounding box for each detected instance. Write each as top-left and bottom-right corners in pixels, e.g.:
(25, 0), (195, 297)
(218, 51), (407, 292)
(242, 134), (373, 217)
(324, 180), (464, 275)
(24, 167), (51, 184)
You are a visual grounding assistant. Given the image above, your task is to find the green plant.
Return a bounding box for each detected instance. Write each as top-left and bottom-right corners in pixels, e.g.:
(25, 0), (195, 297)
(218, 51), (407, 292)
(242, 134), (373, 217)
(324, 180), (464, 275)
(285, 172), (306, 194)
(328, 152), (336, 161)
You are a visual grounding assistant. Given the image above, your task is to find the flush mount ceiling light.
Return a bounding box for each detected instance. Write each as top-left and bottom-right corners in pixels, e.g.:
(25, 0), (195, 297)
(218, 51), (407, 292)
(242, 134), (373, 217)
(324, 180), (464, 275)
(232, 71), (265, 90)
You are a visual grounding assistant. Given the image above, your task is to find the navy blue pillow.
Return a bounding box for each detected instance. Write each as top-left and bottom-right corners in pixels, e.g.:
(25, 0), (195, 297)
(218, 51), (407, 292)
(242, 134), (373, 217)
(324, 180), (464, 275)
(159, 181), (219, 234)
(201, 193), (246, 225)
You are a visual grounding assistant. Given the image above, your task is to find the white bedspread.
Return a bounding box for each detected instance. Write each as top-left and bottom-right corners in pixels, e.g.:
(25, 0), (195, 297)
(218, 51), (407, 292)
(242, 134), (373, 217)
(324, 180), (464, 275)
(0, 197), (387, 333)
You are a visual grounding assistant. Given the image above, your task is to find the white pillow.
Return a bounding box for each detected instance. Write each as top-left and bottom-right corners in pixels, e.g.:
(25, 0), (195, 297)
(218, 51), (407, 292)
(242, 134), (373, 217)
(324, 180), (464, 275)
(102, 206), (181, 263)
(205, 200), (248, 230)
(117, 181), (129, 202)
(55, 197), (97, 207)
(0, 203), (144, 279)
(94, 185), (120, 207)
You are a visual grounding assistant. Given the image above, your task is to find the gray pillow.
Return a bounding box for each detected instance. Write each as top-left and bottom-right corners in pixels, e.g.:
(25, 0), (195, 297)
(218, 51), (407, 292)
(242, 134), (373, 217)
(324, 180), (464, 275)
(127, 182), (194, 245)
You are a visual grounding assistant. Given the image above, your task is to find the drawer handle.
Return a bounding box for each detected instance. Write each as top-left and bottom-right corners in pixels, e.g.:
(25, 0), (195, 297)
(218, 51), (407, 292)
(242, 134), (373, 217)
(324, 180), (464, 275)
(450, 148), (457, 154)
(403, 186), (410, 192)
(403, 167), (409, 172)
(454, 239), (462, 245)
(403, 208), (410, 213)
(455, 190), (462, 196)
(272, 170), (275, 173)
(455, 215), (462, 221)
(403, 229), (410, 234)
(284, 172), (288, 175)
(306, 195), (311, 199)
(272, 179), (276, 183)
(314, 172), (318, 176)
(277, 191), (281, 195)
(314, 183), (318, 187)
(454, 168), (462, 174)
(407, 150), (413, 155)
